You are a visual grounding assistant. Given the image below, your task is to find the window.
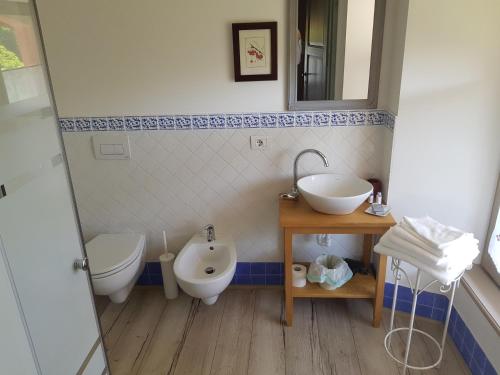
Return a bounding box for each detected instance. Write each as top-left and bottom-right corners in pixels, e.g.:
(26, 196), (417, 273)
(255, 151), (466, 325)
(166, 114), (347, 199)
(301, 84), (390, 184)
(482, 174), (500, 286)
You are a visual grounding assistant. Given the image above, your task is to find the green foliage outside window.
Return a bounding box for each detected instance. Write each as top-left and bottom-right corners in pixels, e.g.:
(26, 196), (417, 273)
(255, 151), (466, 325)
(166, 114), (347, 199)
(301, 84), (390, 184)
(0, 26), (24, 71)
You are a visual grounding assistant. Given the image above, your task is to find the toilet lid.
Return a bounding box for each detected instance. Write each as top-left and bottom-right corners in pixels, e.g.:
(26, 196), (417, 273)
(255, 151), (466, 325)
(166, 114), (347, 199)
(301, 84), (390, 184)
(85, 234), (145, 276)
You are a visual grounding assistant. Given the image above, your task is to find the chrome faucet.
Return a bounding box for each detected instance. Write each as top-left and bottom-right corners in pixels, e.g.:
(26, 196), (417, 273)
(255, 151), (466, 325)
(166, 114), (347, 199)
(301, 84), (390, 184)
(203, 224), (216, 242)
(280, 149), (329, 200)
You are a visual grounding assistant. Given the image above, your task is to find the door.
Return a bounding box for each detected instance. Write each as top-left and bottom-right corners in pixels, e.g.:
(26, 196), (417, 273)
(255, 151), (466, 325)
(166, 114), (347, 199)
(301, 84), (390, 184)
(0, 1), (106, 374)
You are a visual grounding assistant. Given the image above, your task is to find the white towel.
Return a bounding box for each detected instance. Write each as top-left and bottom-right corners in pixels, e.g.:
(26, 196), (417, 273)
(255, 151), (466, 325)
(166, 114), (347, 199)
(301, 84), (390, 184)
(402, 216), (473, 251)
(379, 227), (479, 270)
(374, 243), (471, 285)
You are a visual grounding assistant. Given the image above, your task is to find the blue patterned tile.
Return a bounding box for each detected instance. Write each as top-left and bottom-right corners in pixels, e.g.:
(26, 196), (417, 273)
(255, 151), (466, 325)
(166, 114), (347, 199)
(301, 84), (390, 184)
(192, 115), (209, 129)
(226, 114), (243, 128)
(483, 360), (497, 375)
(91, 117), (109, 131)
(348, 111), (367, 126)
(237, 275), (252, 285)
(397, 285), (414, 301)
(265, 262), (282, 275)
(472, 343), (487, 370)
(313, 112), (330, 127)
(158, 116), (175, 130)
(431, 308), (445, 322)
(433, 294), (449, 310)
(266, 275), (283, 285)
(125, 116), (142, 131)
(470, 359), (484, 375)
(459, 341), (474, 366)
(278, 112), (295, 127)
(236, 262), (251, 275)
(415, 305), (433, 319)
(295, 112), (313, 127)
(367, 111), (385, 125)
(417, 291), (434, 306)
(252, 275), (266, 285)
(250, 263), (265, 275)
(74, 117), (92, 131)
(331, 112), (349, 126)
(243, 113), (260, 128)
(108, 117), (125, 131)
(141, 116), (158, 130)
(150, 274), (163, 285)
(209, 114), (226, 128)
(175, 116), (192, 130)
(260, 113), (277, 128)
(463, 326), (476, 353)
(59, 118), (75, 132)
(384, 297), (393, 308)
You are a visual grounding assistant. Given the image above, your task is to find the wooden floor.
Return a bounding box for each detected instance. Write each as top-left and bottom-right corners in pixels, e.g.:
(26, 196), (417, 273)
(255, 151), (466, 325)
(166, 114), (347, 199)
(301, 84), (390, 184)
(99, 287), (470, 375)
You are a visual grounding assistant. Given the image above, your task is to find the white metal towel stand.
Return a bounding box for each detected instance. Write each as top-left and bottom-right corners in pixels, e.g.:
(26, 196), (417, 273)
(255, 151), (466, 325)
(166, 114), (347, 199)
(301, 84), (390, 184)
(384, 258), (465, 374)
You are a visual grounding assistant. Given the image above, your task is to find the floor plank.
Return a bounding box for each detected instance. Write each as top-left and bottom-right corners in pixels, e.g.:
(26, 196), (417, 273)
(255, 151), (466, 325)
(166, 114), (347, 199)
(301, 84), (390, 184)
(414, 318), (471, 375)
(209, 289), (256, 375)
(172, 294), (226, 375)
(346, 300), (400, 375)
(107, 289), (166, 375)
(315, 299), (362, 375)
(284, 298), (327, 375)
(137, 293), (195, 375)
(247, 289), (286, 375)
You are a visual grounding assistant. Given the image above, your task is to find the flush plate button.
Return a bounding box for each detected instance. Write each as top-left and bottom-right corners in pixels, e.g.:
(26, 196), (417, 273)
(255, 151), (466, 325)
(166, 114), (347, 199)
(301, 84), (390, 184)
(0, 184), (6, 199)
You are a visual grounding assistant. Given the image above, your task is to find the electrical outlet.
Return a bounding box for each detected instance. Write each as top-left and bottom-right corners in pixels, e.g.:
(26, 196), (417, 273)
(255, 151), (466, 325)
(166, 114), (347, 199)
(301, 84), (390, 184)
(250, 135), (268, 150)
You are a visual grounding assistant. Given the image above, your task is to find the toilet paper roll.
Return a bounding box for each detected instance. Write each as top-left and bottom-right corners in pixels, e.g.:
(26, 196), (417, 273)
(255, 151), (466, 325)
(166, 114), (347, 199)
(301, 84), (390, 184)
(292, 264), (307, 288)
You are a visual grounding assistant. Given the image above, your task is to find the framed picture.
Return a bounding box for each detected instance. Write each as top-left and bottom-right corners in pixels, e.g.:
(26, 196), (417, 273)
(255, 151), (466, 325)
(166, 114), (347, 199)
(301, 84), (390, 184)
(232, 22), (277, 82)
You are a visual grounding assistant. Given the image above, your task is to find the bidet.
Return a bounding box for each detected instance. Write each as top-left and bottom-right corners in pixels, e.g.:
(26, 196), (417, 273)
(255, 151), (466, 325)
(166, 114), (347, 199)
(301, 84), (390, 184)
(173, 229), (236, 305)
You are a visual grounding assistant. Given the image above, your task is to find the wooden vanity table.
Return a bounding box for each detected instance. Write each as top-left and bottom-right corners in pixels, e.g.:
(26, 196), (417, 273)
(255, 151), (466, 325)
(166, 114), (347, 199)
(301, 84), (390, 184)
(279, 197), (396, 327)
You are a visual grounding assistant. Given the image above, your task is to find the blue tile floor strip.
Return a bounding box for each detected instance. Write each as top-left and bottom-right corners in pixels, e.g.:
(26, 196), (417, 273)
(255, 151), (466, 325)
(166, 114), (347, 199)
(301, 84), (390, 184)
(136, 261), (497, 375)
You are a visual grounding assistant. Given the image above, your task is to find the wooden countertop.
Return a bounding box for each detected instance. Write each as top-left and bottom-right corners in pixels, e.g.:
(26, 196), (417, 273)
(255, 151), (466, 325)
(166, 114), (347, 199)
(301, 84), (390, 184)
(279, 197), (396, 229)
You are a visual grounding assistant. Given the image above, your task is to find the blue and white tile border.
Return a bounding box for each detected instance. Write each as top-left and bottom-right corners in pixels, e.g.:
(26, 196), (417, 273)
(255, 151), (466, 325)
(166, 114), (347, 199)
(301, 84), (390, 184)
(137, 261), (497, 375)
(59, 110), (396, 133)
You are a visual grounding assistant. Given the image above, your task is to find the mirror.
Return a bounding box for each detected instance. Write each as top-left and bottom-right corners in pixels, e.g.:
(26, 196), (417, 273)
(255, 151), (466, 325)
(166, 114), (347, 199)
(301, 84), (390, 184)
(289, 0), (385, 110)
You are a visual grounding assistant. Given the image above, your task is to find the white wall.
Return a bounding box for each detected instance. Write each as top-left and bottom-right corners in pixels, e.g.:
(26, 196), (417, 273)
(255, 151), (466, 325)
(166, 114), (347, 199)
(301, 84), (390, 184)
(36, 0), (287, 116)
(387, 0), (500, 369)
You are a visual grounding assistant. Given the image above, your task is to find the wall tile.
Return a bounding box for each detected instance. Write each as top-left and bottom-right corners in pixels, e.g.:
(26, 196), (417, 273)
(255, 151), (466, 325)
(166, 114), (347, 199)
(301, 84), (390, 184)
(278, 112), (295, 127)
(243, 113), (260, 128)
(142, 116), (158, 130)
(209, 114), (226, 128)
(226, 114), (243, 128)
(175, 115), (192, 129)
(91, 117), (109, 131)
(260, 113), (277, 128)
(75, 117), (92, 131)
(158, 116), (176, 129)
(108, 117), (125, 130)
(125, 116), (142, 131)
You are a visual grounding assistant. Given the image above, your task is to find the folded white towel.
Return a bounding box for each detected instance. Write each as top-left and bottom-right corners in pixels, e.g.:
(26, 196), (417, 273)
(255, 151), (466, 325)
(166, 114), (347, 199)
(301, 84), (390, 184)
(379, 227), (479, 270)
(402, 216), (473, 251)
(374, 243), (471, 285)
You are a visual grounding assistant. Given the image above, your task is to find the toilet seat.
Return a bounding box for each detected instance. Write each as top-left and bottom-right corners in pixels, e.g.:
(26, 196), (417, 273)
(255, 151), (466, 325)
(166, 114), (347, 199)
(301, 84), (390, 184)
(86, 234), (145, 278)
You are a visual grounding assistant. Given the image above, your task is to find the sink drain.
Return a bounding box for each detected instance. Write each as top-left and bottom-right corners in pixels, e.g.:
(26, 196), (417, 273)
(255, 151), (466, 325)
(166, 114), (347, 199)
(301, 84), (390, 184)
(205, 266), (215, 275)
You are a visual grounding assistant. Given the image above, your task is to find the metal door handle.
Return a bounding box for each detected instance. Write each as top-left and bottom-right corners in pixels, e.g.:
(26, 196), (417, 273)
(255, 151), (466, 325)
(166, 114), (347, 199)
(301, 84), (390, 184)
(74, 257), (89, 271)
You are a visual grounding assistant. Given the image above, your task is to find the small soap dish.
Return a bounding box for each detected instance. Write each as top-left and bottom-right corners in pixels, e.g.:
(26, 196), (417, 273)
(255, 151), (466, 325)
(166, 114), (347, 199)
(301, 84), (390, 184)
(365, 205), (392, 217)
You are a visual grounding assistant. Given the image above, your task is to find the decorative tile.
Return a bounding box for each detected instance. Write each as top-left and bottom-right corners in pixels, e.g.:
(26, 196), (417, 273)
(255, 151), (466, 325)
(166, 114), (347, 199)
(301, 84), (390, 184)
(91, 117), (109, 131)
(348, 111), (367, 126)
(313, 112), (330, 127)
(209, 114), (226, 129)
(74, 117), (92, 131)
(192, 115), (209, 129)
(59, 118), (75, 132)
(226, 114), (243, 128)
(278, 112), (295, 127)
(260, 113), (277, 128)
(295, 112), (313, 127)
(108, 117), (125, 130)
(243, 113), (260, 128)
(175, 115), (192, 130)
(331, 112), (349, 126)
(367, 111), (385, 126)
(158, 116), (175, 130)
(125, 116), (142, 131)
(141, 116), (158, 130)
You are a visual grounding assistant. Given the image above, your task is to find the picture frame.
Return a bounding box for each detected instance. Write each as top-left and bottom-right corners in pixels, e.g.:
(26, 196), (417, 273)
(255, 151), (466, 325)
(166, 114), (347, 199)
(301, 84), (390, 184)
(232, 22), (278, 82)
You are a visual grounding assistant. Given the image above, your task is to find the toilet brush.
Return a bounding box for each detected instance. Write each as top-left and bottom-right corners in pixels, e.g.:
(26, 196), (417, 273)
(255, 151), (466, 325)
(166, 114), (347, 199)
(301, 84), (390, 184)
(159, 230), (179, 299)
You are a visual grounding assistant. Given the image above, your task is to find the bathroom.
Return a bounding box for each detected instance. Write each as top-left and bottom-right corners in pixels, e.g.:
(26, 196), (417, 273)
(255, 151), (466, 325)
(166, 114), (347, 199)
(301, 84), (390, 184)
(0, 0), (499, 374)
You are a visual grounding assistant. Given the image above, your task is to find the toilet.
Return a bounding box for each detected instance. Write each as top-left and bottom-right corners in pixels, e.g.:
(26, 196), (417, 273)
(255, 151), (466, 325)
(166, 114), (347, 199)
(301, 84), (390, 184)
(85, 233), (146, 303)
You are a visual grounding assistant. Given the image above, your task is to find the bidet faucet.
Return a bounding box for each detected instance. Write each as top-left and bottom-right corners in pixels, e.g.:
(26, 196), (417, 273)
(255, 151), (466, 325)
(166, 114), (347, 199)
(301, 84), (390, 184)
(280, 149), (329, 200)
(203, 224), (216, 242)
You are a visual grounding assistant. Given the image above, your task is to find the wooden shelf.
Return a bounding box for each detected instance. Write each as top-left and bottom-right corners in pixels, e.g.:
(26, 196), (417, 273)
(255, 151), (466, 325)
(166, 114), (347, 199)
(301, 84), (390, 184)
(292, 272), (376, 299)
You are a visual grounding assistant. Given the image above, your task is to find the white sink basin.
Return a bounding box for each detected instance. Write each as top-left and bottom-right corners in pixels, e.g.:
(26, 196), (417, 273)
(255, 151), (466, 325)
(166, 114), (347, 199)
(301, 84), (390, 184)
(297, 174), (373, 215)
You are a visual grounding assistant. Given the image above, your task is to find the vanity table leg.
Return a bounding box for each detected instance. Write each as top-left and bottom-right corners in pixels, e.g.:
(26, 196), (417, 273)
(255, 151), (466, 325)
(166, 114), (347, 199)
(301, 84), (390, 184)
(373, 253), (387, 327)
(284, 228), (294, 326)
(362, 234), (373, 268)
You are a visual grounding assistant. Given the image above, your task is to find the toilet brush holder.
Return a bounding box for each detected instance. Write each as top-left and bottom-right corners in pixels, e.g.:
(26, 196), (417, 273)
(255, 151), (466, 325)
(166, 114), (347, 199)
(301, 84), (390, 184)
(159, 253), (179, 299)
